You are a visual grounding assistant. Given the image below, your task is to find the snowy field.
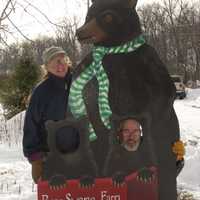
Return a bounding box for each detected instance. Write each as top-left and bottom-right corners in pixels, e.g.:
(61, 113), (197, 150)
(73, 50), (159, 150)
(176, 89), (200, 199)
(0, 88), (200, 200)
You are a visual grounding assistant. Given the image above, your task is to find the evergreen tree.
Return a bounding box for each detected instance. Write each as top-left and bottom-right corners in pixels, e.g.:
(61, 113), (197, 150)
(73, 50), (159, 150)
(0, 45), (41, 119)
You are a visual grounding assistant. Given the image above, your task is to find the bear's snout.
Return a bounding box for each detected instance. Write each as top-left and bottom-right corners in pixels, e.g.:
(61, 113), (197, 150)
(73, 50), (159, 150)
(76, 18), (108, 44)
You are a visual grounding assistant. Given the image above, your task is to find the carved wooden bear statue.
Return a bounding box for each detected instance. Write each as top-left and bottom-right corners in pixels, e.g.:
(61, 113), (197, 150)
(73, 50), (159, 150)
(67, 0), (181, 199)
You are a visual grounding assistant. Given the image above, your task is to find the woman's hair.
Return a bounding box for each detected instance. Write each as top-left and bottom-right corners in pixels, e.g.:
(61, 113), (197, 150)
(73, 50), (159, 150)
(40, 55), (72, 80)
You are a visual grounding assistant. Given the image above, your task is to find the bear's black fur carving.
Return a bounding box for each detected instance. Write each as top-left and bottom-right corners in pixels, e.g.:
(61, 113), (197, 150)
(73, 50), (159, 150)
(74, 0), (180, 199)
(42, 118), (98, 186)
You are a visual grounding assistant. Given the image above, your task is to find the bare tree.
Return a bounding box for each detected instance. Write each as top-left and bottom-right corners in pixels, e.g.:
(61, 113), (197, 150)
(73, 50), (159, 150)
(0, 0), (68, 48)
(138, 3), (169, 64)
(55, 17), (79, 65)
(139, 0), (200, 82)
(186, 4), (200, 81)
(0, 0), (16, 47)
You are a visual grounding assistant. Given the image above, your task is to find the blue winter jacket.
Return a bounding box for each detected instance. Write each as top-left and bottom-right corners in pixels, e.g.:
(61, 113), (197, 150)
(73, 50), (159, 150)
(23, 72), (72, 161)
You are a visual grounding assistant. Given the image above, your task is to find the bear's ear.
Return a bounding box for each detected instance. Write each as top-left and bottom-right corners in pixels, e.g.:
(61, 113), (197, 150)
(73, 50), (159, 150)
(128, 0), (138, 8)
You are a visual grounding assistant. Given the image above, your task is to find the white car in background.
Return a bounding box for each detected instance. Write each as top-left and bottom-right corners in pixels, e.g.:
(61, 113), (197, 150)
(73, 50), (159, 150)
(171, 75), (186, 99)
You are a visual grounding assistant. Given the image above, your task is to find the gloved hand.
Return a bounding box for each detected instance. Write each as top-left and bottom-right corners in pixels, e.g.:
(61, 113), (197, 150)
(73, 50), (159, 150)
(31, 160), (43, 184)
(172, 140), (185, 161)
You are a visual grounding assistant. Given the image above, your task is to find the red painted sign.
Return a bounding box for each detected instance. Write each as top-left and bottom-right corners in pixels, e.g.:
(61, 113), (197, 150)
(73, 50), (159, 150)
(38, 178), (127, 200)
(38, 168), (158, 200)
(125, 167), (158, 200)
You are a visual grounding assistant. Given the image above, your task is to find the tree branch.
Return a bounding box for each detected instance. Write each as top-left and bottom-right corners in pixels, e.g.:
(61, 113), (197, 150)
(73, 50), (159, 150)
(21, 0), (66, 28)
(7, 16), (34, 43)
(0, 0), (15, 21)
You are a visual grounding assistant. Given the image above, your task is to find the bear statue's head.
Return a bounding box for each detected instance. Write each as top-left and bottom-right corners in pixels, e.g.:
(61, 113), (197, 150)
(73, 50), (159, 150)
(76, 0), (141, 46)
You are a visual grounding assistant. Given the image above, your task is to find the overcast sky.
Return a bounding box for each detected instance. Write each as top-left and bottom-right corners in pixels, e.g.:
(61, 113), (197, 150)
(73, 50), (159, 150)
(3, 0), (159, 43)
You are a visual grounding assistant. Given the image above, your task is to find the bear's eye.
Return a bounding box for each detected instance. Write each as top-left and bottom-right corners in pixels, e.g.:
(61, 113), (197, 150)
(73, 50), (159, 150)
(99, 10), (122, 25)
(103, 14), (113, 23)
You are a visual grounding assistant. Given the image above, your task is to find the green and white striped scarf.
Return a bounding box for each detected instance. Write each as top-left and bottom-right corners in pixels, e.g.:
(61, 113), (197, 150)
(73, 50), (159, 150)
(69, 35), (145, 141)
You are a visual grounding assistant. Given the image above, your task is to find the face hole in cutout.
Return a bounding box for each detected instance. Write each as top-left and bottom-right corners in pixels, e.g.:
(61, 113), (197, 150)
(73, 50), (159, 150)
(55, 126), (80, 154)
(117, 118), (142, 152)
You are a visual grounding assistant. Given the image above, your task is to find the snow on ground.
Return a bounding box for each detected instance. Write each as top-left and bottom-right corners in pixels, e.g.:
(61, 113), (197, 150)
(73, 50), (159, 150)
(0, 145), (37, 200)
(176, 89), (200, 199)
(0, 88), (200, 199)
(0, 111), (36, 200)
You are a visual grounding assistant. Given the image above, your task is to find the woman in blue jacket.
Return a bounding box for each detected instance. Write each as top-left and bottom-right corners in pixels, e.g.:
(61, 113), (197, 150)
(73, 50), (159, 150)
(23, 46), (73, 183)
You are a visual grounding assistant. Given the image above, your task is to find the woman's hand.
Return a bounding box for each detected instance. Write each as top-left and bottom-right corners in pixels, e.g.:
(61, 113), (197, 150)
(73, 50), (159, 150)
(31, 160), (43, 184)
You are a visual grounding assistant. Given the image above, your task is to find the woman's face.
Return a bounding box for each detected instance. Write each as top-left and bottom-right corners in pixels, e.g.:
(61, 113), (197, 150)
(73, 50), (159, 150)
(46, 54), (70, 78)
